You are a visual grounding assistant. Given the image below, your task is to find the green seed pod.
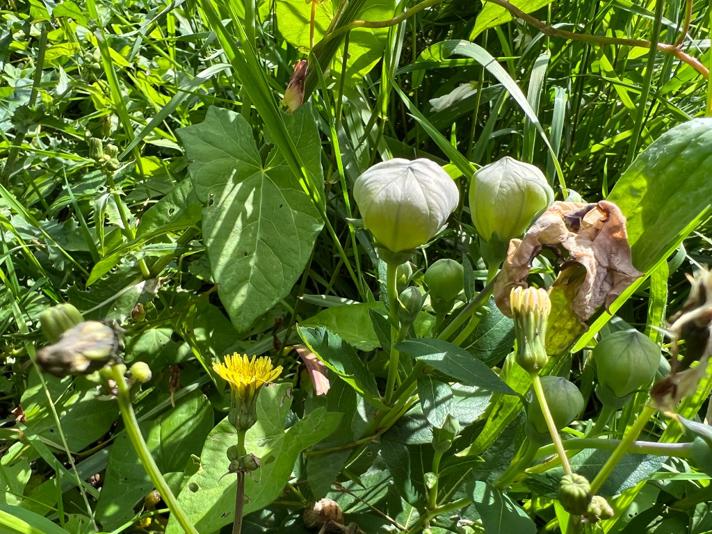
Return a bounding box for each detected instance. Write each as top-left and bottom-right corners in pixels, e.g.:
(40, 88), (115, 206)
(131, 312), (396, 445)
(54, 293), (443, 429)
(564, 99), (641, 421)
(593, 329), (660, 408)
(39, 303), (84, 343)
(354, 158), (459, 254)
(424, 259), (464, 314)
(559, 473), (592, 514)
(129, 361), (152, 384)
(469, 157), (553, 264)
(688, 437), (712, 476)
(398, 286), (425, 326)
(527, 376), (584, 441)
(37, 321), (118, 377)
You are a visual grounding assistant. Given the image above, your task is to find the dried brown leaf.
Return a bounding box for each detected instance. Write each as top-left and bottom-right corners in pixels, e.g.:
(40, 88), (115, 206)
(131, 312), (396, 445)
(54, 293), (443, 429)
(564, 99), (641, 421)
(495, 201), (641, 322)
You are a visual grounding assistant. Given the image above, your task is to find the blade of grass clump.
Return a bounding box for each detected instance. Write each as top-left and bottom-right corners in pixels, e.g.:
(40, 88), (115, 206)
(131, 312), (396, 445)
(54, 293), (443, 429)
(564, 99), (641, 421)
(522, 50), (550, 163)
(625, 0), (665, 167)
(546, 86), (567, 180)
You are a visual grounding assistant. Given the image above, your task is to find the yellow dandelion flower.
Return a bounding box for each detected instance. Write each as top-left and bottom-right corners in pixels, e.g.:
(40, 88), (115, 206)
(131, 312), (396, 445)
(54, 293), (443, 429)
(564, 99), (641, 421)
(213, 354), (282, 430)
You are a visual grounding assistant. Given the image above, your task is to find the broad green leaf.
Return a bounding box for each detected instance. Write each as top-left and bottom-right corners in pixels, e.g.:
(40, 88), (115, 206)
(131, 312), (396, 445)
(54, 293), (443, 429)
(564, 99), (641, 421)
(0, 502), (70, 534)
(464, 298), (514, 366)
(297, 325), (383, 406)
(417, 376), (452, 429)
(167, 384), (341, 533)
(276, 0), (395, 84)
(96, 392), (213, 529)
(608, 118), (712, 272)
(301, 302), (384, 351)
(472, 481), (536, 533)
(21, 371), (116, 453)
(0, 444), (30, 506)
(470, 0), (553, 39)
(178, 106), (323, 332)
(398, 338), (514, 394)
(136, 177), (202, 237)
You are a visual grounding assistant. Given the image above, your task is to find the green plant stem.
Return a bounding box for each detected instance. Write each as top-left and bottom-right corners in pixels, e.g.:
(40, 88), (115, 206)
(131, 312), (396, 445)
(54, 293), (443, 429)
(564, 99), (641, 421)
(531, 374), (572, 476)
(385, 261), (402, 404)
(534, 438), (693, 460)
(438, 277), (495, 341)
(589, 404), (656, 494)
(233, 429), (247, 534)
(110, 365), (198, 534)
(588, 403), (616, 436)
(495, 437), (539, 488)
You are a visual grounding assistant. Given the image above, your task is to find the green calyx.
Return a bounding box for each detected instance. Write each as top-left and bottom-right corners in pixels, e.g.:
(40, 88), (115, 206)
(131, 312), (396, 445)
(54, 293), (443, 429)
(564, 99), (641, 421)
(39, 303), (84, 343)
(593, 329), (660, 406)
(559, 473), (592, 514)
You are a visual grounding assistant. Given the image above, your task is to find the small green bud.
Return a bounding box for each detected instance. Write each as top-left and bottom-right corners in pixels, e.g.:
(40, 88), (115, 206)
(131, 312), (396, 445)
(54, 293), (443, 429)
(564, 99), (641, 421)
(39, 303), (84, 343)
(227, 445), (241, 462)
(469, 156), (553, 246)
(423, 472), (437, 490)
(510, 286), (551, 373)
(593, 329), (660, 407)
(559, 473), (592, 514)
(37, 321), (118, 377)
(396, 262), (414, 292)
(425, 259), (464, 314)
(398, 286), (425, 326)
(688, 437), (712, 475)
(354, 158), (459, 254)
(527, 376), (584, 441)
(88, 137), (104, 160)
(129, 361), (152, 384)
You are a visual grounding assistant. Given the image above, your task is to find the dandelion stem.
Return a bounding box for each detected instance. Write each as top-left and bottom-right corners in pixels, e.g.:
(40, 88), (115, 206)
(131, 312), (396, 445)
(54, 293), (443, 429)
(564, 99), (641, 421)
(233, 430), (247, 534)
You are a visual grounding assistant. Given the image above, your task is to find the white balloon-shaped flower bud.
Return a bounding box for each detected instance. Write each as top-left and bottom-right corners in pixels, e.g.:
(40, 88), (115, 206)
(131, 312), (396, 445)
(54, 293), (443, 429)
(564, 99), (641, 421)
(469, 156), (554, 243)
(354, 158), (459, 254)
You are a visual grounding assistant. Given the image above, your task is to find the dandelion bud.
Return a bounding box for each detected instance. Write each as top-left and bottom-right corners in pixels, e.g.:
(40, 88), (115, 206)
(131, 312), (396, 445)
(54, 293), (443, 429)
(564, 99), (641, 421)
(559, 473), (592, 514)
(526, 376), (584, 442)
(425, 259), (464, 314)
(510, 286), (551, 373)
(353, 158), (459, 256)
(39, 303), (84, 343)
(37, 321), (118, 377)
(593, 329), (660, 407)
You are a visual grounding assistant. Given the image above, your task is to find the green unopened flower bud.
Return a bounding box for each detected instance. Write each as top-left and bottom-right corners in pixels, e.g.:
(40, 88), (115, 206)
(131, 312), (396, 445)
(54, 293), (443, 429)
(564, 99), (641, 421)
(398, 286), (425, 326)
(469, 156), (553, 244)
(527, 376), (584, 441)
(425, 259), (464, 314)
(39, 303), (84, 343)
(88, 137), (104, 159)
(129, 361), (152, 384)
(396, 262), (414, 292)
(586, 495), (614, 520)
(593, 329), (660, 407)
(559, 473), (592, 514)
(510, 286), (551, 373)
(424, 471), (437, 490)
(37, 321), (118, 377)
(354, 158), (459, 254)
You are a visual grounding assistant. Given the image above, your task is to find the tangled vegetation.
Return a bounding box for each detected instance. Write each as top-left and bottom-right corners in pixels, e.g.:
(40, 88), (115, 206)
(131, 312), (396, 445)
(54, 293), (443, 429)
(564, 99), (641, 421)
(2, 0), (712, 533)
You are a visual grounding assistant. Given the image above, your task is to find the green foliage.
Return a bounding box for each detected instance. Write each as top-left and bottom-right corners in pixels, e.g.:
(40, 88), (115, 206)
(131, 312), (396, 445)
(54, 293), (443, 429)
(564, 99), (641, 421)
(2, 0), (712, 532)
